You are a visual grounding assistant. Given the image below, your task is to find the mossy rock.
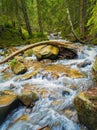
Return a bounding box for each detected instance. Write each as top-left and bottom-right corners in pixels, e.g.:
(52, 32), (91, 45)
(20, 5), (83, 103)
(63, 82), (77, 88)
(92, 58), (97, 83)
(74, 87), (97, 130)
(93, 58), (97, 72)
(18, 90), (38, 107)
(24, 49), (33, 57)
(32, 45), (59, 60)
(10, 61), (27, 75)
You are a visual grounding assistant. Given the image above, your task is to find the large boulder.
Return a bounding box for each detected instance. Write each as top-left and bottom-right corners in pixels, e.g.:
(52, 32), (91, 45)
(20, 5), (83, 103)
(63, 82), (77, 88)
(10, 60), (27, 75)
(0, 91), (18, 124)
(32, 45), (59, 60)
(92, 58), (97, 83)
(74, 87), (97, 130)
(18, 90), (38, 107)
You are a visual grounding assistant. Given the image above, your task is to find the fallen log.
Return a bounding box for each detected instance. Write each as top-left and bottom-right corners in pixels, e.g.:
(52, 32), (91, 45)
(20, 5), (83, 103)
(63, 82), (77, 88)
(0, 40), (74, 65)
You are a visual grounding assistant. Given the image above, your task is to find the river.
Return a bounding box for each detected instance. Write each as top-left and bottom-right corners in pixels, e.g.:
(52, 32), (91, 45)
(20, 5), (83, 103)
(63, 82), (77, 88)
(0, 40), (97, 130)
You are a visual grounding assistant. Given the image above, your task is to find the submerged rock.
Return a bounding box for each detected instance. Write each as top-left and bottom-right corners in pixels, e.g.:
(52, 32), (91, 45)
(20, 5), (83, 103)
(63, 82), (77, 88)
(74, 87), (97, 130)
(0, 91), (18, 124)
(77, 60), (91, 68)
(33, 45), (59, 60)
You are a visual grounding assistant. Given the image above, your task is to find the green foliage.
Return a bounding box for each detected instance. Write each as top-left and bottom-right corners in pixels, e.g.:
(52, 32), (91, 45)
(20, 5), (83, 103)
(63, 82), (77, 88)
(0, 27), (23, 47)
(87, 2), (97, 35)
(9, 59), (17, 68)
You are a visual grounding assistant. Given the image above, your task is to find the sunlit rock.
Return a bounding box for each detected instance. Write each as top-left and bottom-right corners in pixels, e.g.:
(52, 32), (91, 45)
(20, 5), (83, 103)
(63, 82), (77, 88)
(74, 87), (97, 130)
(16, 61), (44, 80)
(42, 64), (87, 79)
(24, 49), (33, 57)
(0, 91), (18, 124)
(18, 90), (38, 107)
(10, 60), (27, 75)
(32, 45), (59, 60)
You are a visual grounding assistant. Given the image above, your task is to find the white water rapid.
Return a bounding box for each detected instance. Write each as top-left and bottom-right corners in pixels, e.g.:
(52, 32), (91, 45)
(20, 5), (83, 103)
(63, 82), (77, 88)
(0, 41), (97, 130)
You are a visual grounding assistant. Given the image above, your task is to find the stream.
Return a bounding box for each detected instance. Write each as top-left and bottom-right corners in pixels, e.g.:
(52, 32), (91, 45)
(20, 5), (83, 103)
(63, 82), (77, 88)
(0, 40), (97, 130)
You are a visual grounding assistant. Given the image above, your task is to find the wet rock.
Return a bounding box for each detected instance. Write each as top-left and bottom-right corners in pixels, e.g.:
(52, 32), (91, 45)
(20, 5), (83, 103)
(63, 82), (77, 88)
(77, 60), (91, 68)
(93, 58), (97, 72)
(18, 90), (38, 107)
(74, 87), (97, 130)
(2, 70), (14, 80)
(32, 45), (59, 60)
(92, 58), (97, 83)
(0, 91), (18, 124)
(42, 64), (87, 79)
(62, 90), (70, 96)
(10, 61), (27, 75)
(16, 61), (44, 80)
(24, 49), (33, 57)
(16, 70), (39, 80)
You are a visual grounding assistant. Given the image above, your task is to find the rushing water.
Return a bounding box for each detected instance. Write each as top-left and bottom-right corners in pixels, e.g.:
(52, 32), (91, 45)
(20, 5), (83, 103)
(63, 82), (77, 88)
(0, 41), (97, 130)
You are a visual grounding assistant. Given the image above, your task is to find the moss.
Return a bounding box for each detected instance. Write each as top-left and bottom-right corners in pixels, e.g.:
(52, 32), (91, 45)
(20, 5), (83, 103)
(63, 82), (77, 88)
(9, 59), (18, 68)
(74, 92), (97, 130)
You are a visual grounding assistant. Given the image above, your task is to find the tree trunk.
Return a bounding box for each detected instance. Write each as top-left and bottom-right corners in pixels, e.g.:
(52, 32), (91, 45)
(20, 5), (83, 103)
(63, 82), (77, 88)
(14, 0), (25, 40)
(20, 0), (32, 37)
(65, 0), (87, 44)
(36, 0), (43, 33)
(80, 0), (84, 35)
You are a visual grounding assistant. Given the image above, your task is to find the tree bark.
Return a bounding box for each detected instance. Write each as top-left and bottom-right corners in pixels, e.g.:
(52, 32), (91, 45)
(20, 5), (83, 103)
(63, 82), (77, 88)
(36, 0), (43, 33)
(0, 40), (72, 64)
(20, 0), (32, 37)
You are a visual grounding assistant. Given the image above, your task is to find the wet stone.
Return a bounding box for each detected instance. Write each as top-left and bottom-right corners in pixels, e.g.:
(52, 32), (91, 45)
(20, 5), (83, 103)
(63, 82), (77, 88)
(74, 87), (97, 130)
(62, 90), (70, 96)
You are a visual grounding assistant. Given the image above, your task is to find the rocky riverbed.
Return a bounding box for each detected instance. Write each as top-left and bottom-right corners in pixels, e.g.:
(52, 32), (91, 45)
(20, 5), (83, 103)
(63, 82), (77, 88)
(0, 40), (97, 130)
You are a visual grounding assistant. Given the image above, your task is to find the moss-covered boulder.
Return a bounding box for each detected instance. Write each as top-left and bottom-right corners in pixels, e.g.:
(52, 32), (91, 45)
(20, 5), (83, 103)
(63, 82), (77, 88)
(92, 58), (97, 83)
(18, 90), (38, 107)
(0, 91), (18, 124)
(32, 45), (59, 60)
(74, 87), (97, 130)
(93, 58), (97, 72)
(24, 49), (33, 57)
(10, 60), (27, 75)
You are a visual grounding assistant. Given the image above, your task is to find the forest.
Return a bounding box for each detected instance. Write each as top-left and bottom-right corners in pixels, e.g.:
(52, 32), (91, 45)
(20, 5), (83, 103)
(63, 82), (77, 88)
(0, 0), (97, 130)
(0, 0), (97, 46)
